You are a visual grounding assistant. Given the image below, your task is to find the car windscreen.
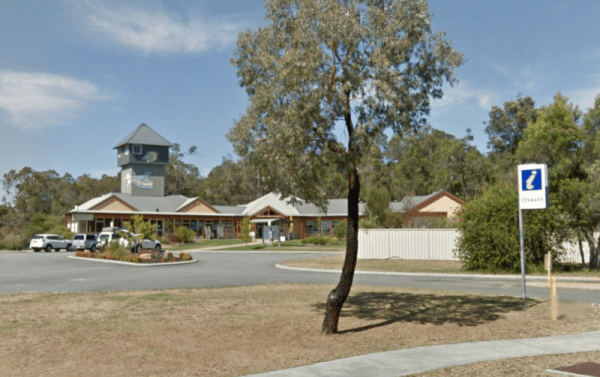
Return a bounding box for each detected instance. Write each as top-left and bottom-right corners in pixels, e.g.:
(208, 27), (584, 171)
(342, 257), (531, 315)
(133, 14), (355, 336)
(74, 235), (84, 240)
(32, 235), (43, 240)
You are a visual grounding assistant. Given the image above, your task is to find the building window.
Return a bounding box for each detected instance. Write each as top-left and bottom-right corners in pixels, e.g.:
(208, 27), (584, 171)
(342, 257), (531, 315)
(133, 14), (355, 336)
(132, 145), (142, 155)
(306, 221), (319, 235)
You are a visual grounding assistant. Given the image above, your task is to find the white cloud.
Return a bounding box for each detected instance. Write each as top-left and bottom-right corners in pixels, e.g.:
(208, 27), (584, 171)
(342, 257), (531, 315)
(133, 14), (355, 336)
(565, 78), (600, 111)
(76, 0), (248, 54)
(430, 81), (496, 115)
(0, 70), (111, 129)
(492, 63), (539, 91)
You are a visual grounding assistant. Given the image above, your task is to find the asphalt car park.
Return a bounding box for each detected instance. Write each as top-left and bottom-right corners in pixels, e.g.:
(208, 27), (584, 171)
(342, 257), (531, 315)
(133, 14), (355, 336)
(1, 251), (600, 307)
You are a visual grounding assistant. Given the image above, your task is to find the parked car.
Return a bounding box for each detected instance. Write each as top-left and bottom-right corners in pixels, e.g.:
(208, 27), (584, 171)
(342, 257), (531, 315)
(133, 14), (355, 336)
(97, 227), (161, 253)
(72, 233), (98, 252)
(29, 234), (73, 252)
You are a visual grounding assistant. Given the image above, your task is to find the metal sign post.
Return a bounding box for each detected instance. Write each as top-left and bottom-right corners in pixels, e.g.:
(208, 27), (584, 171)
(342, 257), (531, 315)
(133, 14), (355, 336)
(517, 164), (549, 309)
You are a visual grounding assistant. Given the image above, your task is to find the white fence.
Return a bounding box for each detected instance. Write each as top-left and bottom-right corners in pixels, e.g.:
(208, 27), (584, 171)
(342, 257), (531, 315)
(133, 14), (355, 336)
(358, 229), (459, 260)
(560, 238), (593, 264)
(357, 228), (598, 264)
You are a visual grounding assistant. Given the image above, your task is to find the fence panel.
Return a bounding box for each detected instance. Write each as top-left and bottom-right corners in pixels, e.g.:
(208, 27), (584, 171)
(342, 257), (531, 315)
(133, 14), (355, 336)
(358, 229), (459, 260)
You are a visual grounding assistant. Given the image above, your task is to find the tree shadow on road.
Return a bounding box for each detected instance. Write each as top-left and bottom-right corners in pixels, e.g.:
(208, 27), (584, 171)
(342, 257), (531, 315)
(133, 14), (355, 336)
(313, 292), (540, 334)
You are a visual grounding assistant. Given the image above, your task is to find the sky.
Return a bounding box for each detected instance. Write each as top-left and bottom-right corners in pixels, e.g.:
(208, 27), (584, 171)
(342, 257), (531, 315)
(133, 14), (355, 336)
(1, 0), (600, 186)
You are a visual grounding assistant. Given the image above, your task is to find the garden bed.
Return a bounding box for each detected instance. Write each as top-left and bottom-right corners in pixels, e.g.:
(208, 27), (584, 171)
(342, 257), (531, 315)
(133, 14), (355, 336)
(74, 249), (194, 264)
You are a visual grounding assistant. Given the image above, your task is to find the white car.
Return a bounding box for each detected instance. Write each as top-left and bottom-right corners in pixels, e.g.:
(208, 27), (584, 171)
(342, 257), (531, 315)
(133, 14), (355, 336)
(97, 227), (161, 253)
(30, 234), (73, 252)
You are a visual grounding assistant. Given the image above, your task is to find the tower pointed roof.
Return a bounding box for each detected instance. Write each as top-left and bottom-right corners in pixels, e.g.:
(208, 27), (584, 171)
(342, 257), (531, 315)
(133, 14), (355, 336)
(114, 123), (173, 149)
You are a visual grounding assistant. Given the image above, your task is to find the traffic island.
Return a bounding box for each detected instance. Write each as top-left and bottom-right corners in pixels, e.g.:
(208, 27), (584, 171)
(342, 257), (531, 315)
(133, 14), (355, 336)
(69, 249), (197, 266)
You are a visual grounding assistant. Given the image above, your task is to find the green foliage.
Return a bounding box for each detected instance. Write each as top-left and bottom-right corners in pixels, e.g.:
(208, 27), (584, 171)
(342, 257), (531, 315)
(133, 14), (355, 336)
(485, 95), (537, 155)
(301, 235), (337, 245)
(125, 214), (157, 241)
(457, 183), (565, 272)
(228, 0), (463, 208)
(358, 217), (379, 229)
(386, 126), (489, 200)
(164, 143), (203, 197)
(363, 186), (391, 226)
(26, 213), (73, 240)
(175, 225), (196, 244)
(381, 212), (405, 229)
(239, 217), (253, 244)
(332, 220), (348, 239)
(516, 93), (584, 185)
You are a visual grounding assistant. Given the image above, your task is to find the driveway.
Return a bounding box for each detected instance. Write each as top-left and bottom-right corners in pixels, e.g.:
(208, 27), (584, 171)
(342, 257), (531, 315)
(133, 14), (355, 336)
(1, 251), (599, 306)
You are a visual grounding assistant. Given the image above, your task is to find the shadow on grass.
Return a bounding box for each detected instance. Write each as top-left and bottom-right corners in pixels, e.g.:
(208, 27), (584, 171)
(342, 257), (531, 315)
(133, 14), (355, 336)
(313, 292), (540, 334)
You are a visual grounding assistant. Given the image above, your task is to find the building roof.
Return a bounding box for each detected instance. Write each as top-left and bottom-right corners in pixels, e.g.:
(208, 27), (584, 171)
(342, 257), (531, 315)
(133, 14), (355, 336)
(71, 190), (460, 218)
(390, 190), (444, 212)
(114, 123), (173, 149)
(240, 192), (301, 217)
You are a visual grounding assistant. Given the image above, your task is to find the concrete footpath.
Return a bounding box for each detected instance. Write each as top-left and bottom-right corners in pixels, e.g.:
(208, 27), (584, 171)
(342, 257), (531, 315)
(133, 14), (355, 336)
(243, 330), (600, 376)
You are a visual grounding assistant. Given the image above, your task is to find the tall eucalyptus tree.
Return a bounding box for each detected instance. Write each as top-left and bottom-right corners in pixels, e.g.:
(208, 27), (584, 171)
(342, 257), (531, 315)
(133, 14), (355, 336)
(228, 0), (463, 334)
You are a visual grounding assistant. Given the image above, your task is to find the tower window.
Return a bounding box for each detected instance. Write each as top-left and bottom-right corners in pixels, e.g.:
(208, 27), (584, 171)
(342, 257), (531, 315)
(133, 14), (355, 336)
(132, 145), (142, 155)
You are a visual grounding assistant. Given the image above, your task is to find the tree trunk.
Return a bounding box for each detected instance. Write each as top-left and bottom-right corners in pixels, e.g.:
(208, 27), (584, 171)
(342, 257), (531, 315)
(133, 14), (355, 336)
(589, 234), (600, 270)
(322, 167), (360, 335)
(577, 236), (586, 267)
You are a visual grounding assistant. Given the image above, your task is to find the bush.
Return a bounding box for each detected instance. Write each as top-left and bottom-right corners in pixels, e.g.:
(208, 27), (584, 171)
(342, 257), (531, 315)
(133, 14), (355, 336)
(456, 183), (566, 273)
(333, 220), (347, 239)
(175, 226), (196, 243)
(358, 218), (378, 229)
(164, 232), (181, 244)
(301, 235), (336, 245)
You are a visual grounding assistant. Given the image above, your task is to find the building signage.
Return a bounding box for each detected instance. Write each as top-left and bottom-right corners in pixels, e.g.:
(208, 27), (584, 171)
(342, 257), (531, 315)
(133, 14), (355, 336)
(126, 171), (154, 190)
(518, 164), (548, 210)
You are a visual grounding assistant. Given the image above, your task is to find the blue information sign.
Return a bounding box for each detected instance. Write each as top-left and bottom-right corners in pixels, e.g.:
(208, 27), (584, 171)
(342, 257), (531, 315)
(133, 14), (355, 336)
(521, 169), (542, 191)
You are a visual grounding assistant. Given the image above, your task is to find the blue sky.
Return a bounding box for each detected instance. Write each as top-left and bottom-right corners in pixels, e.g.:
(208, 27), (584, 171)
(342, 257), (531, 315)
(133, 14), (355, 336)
(1, 0), (599, 185)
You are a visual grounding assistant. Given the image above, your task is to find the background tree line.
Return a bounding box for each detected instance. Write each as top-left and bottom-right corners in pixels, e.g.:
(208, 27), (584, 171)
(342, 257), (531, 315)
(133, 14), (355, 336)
(2, 93), (600, 257)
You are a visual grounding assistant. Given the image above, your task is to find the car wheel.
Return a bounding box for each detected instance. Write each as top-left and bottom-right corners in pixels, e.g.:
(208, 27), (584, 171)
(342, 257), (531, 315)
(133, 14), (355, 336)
(67, 244), (73, 252)
(91, 245), (96, 252)
(45, 245), (52, 252)
(135, 245), (142, 254)
(155, 244), (161, 253)
(32, 248), (40, 252)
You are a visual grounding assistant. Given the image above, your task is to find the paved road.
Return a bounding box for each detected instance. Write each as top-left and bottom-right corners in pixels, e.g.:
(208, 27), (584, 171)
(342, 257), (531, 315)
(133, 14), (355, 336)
(1, 251), (599, 306)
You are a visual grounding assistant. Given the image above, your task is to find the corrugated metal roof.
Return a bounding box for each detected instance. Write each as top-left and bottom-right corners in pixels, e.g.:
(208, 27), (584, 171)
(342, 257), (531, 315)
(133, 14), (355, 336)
(391, 190), (444, 212)
(241, 192), (301, 217)
(71, 191), (449, 217)
(113, 123), (173, 148)
(212, 205), (245, 215)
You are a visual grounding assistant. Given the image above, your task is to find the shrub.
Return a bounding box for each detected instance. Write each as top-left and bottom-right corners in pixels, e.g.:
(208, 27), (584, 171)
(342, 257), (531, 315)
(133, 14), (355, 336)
(333, 220), (347, 239)
(175, 226), (196, 244)
(358, 218), (378, 229)
(164, 232), (181, 244)
(180, 253), (193, 261)
(456, 183), (566, 273)
(302, 235), (336, 245)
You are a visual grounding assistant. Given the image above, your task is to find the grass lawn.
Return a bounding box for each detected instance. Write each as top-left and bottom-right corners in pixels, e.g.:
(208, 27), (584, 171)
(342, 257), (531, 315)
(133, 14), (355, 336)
(283, 255), (600, 277)
(1, 284), (599, 377)
(220, 239), (346, 252)
(412, 351), (600, 376)
(164, 239), (247, 251)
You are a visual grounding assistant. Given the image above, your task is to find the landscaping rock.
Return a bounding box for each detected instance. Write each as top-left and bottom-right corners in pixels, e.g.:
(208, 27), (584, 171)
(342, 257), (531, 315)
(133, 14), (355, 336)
(139, 253), (153, 261)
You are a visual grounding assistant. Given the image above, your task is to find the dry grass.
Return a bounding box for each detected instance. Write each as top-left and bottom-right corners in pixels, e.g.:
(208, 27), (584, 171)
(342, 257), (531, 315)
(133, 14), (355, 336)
(286, 254), (465, 273)
(283, 255), (600, 277)
(1, 285), (599, 377)
(412, 351), (600, 376)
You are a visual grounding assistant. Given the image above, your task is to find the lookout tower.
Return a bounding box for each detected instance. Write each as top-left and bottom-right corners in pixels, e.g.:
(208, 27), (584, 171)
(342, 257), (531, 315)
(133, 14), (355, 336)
(114, 123), (173, 197)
